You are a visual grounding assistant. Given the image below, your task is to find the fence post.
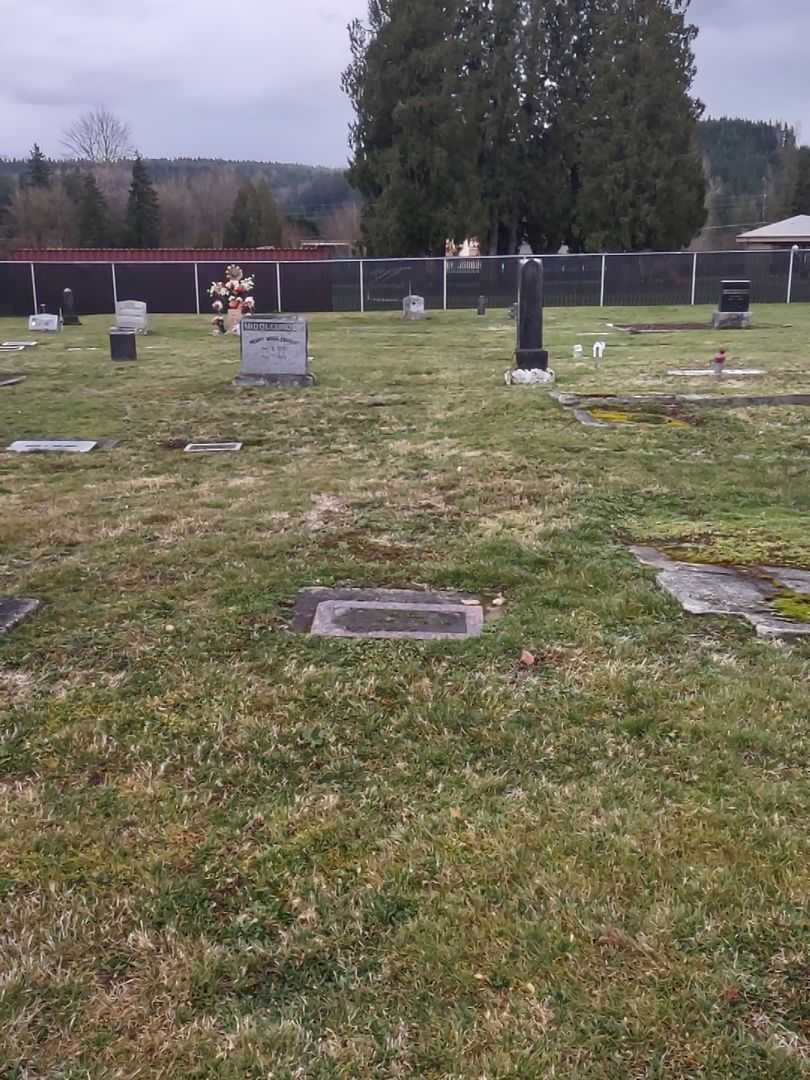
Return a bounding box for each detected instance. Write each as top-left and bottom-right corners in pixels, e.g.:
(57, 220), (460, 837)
(111, 263), (118, 309)
(276, 263), (282, 313)
(599, 254), (606, 307)
(443, 258), (448, 311)
(193, 263), (200, 315)
(30, 263), (38, 314)
(787, 246), (796, 304)
(359, 259), (365, 314)
(691, 252), (698, 306)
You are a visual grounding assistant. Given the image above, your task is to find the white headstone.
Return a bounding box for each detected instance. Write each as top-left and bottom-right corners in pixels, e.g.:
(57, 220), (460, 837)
(28, 314), (61, 333)
(8, 439), (97, 453)
(592, 341), (607, 361)
(115, 300), (149, 333)
(402, 295), (426, 320)
(234, 315), (312, 386)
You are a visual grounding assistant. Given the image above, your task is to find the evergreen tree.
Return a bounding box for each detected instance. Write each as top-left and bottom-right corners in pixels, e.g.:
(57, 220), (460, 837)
(24, 143), (51, 188)
(574, 0), (706, 251)
(343, 0), (474, 255)
(224, 180), (283, 246)
(792, 147), (810, 215)
(77, 173), (109, 247)
(126, 155), (160, 248)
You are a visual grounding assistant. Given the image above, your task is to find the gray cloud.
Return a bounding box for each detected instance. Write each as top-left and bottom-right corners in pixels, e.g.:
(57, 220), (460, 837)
(1, 0), (808, 167)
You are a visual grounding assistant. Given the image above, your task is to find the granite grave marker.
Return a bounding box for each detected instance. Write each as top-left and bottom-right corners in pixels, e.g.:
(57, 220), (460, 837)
(234, 315), (313, 387)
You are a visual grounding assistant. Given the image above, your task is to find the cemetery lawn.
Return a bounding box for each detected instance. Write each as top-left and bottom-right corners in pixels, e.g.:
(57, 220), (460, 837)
(2, 305), (810, 1079)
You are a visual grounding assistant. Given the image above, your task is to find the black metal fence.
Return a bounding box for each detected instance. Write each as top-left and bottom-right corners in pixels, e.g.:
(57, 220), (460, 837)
(1, 250), (809, 318)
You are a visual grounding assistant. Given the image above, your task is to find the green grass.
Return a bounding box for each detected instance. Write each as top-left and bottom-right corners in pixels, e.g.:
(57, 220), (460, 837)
(1, 304), (809, 1078)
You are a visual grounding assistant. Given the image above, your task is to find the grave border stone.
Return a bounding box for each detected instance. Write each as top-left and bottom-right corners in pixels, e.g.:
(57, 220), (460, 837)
(0, 597), (40, 636)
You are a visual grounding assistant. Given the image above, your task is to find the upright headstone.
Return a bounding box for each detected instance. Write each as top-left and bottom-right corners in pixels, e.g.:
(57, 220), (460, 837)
(61, 288), (81, 326)
(712, 280), (752, 330)
(515, 259), (548, 370)
(477, 295), (487, 316)
(28, 313), (61, 333)
(110, 331), (137, 361)
(234, 314), (314, 387)
(402, 295), (426, 321)
(115, 300), (149, 333)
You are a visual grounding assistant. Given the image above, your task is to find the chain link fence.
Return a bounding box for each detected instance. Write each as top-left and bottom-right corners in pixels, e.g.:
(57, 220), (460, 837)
(1, 250), (808, 318)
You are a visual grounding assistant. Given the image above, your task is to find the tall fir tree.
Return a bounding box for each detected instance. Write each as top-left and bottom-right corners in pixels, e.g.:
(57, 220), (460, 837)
(126, 155), (160, 248)
(24, 143), (51, 189)
(792, 146), (810, 215)
(343, 0), (474, 255)
(77, 173), (109, 248)
(224, 180), (283, 246)
(574, 0), (706, 251)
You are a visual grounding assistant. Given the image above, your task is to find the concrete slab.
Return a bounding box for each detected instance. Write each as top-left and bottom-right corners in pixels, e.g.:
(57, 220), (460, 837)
(0, 598), (40, 635)
(629, 546), (810, 642)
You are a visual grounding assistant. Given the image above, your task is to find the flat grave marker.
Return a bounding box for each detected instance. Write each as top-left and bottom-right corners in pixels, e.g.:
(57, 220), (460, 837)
(0, 374), (26, 387)
(7, 439), (98, 454)
(183, 442), (243, 454)
(293, 587), (485, 641)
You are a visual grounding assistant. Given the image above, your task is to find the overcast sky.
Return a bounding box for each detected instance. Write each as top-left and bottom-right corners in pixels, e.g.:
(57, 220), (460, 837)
(2, 0), (808, 168)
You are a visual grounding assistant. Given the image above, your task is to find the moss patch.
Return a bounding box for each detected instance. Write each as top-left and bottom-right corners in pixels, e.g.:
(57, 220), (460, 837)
(589, 407), (689, 428)
(773, 592), (810, 622)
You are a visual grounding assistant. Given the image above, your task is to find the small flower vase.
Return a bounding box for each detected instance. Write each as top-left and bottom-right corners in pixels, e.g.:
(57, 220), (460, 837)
(226, 305), (243, 333)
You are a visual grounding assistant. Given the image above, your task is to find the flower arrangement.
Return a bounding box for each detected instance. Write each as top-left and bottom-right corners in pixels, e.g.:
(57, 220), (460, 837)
(208, 264), (255, 332)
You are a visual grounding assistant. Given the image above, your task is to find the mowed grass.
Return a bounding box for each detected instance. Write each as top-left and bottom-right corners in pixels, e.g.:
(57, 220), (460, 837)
(1, 304), (809, 1079)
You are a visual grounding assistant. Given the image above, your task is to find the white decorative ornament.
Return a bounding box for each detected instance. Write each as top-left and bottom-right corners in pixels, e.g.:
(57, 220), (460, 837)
(505, 368), (556, 385)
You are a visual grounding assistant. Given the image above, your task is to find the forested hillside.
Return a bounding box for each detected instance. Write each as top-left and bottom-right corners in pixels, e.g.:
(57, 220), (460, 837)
(696, 117), (810, 246)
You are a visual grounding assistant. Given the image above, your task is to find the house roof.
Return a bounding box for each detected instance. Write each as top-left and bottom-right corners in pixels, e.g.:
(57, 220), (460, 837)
(737, 215), (810, 243)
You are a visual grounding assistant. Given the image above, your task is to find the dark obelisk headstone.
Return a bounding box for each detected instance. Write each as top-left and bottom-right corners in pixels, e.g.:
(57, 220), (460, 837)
(61, 288), (81, 326)
(515, 258), (548, 370)
(477, 294), (487, 316)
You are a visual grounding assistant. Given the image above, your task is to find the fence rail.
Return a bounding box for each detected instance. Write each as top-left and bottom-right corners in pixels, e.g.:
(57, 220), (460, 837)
(1, 250), (808, 318)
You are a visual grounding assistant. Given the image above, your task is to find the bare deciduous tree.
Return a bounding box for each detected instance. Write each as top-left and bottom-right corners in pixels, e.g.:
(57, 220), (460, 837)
(61, 107), (134, 164)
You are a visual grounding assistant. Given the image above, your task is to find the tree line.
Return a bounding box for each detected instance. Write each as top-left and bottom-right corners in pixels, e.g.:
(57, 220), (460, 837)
(696, 118), (810, 247)
(0, 109), (360, 252)
(343, 0), (710, 255)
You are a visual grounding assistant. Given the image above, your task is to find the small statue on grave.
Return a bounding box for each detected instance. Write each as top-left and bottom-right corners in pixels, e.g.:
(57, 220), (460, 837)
(712, 348), (727, 379)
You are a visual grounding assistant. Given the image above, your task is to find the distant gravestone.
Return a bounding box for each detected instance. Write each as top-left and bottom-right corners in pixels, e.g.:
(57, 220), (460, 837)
(515, 259), (549, 370)
(477, 295), (487, 316)
(402, 295), (426, 321)
(61, 288), (81, 326)
(712, 280), (752, 330)
(115, 300), (149, 333)
(28, 313), (60, 333)
(234, 315), (313, 387)
(110, 331), (137, 361)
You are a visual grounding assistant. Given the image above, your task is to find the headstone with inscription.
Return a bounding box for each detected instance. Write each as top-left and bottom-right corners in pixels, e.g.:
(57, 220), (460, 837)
(712, 280), (752, 329)
(28, 313), (61, 333)
(115, 300), (149, 333)
(234, 314), (314, 387)
(402, 295), (426, 321)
